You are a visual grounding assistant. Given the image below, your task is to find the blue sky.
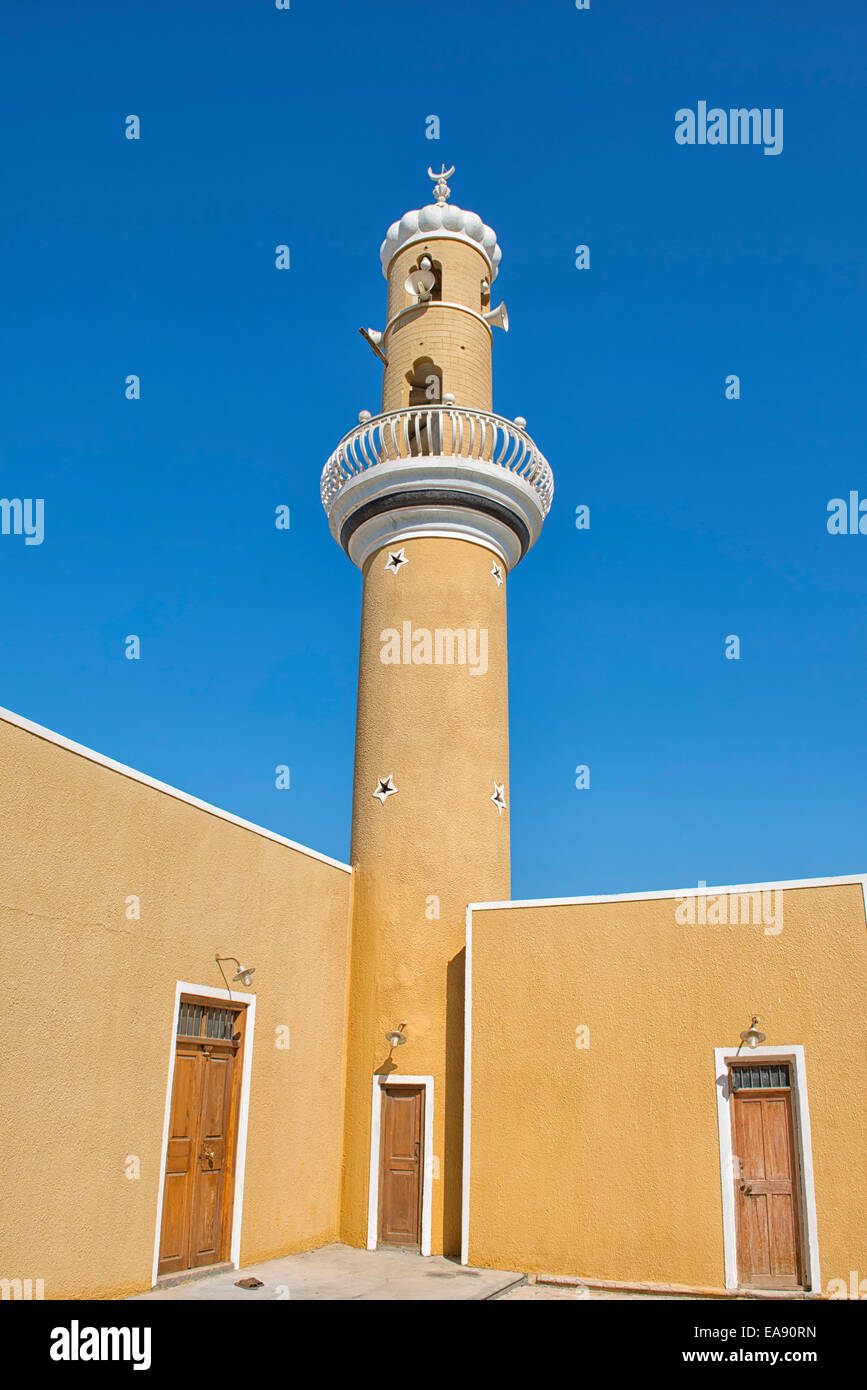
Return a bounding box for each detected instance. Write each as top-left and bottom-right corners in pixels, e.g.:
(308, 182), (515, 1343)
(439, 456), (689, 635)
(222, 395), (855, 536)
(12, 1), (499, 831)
(1, 0), (864, 896)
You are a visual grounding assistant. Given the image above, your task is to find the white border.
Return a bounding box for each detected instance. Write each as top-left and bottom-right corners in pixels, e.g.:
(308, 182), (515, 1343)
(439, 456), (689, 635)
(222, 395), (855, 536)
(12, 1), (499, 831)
(468, 872), (867, 913)
(714, 1045), (820, 1293)
(0, 704), (351, 873)
(361, 525), (510, 569)
(384, 300), (494, 344)
(151, 981), (257, 1288)
(366, 1074), (434, 1257)
(462, 875), (865, 1272)
(461, 905), (473, 1265)
(329, 451), (546, 573)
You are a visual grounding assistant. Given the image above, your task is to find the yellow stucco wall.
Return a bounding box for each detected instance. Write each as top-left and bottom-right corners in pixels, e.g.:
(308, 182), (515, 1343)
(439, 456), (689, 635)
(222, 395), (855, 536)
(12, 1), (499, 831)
(466, 884), (867, 1290)
(341, 536), (511, 1255)
(0, 715), (353, 1298)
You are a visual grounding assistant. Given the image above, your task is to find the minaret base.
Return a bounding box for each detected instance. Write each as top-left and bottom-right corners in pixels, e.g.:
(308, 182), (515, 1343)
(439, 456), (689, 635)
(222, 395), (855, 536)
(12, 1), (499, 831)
(339, 535), (511, 1256)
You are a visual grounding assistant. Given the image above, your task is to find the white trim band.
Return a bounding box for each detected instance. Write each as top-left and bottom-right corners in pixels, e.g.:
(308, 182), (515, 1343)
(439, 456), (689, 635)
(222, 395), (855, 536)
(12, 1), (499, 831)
(467, 873), (867, 913)
(384, 300), (494, 344)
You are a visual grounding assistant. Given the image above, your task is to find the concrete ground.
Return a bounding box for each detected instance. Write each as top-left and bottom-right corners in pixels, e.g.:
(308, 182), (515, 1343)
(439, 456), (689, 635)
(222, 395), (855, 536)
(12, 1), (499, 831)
(131, 1243), (526, 1301)
(131, 1242), (702, 1301)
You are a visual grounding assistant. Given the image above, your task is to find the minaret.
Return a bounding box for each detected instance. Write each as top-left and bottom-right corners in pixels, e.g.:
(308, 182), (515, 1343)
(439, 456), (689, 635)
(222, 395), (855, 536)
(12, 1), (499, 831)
(322, 168), (553, 1256)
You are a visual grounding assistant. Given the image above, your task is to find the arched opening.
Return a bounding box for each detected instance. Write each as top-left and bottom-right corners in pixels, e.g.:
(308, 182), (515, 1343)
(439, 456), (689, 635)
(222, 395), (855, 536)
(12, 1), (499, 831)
(407, 357), (442, 407)
(405, 358), (443, 455)
(410, 254), (442, 302)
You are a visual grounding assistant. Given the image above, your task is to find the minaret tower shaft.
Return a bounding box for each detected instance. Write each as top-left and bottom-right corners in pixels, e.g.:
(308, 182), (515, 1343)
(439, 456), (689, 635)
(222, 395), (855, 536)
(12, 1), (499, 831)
(322, 169), (553, 1255)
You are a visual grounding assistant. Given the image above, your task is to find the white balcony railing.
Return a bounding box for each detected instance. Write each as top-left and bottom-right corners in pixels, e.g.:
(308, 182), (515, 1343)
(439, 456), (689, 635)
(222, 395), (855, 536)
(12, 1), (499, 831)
(321, 406), (554, 518)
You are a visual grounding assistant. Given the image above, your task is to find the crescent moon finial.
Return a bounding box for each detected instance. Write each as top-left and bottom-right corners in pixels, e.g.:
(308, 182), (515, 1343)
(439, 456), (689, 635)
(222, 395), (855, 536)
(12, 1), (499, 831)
(428, 164), (455, 205)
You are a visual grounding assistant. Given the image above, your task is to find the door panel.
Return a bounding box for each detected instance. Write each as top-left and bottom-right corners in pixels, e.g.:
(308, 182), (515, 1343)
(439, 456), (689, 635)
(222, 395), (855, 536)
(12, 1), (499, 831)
(157, 1049), (202, 1275)
(379, 1085), (424, 1248)
(189, 1049), (234, 1267)
(769, 1193), (798, 1277)
(764, 1099), (791, 1177)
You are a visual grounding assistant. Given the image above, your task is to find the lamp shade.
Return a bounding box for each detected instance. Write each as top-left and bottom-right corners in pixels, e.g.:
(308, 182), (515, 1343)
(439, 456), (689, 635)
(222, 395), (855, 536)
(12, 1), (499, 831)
(739, 1017), (766, 1049)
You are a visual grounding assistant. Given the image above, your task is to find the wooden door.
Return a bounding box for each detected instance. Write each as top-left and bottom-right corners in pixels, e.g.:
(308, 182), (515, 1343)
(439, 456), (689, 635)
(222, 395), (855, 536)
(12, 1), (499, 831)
(731, 1063), (805, 1290)
(158, 1001), (243, 1277)
(378, 1084), (424, 1249)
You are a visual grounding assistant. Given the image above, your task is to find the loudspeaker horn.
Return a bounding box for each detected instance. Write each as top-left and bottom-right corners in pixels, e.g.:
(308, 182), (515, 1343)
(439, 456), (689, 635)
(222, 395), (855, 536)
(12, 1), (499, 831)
(483, 301), (509, 332)
(404, 268), (436, 301)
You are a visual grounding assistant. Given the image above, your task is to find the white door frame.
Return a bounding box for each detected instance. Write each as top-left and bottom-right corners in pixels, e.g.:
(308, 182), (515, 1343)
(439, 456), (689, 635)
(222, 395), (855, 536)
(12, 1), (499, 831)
(367, 1074), (434, 1256)
(151, 981), (257, 1287)
(714, 1044), (820, 1292)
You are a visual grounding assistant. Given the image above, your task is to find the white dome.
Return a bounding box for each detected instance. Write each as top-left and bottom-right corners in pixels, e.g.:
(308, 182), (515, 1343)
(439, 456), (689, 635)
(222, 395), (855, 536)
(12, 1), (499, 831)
(380, 202), (502, 281)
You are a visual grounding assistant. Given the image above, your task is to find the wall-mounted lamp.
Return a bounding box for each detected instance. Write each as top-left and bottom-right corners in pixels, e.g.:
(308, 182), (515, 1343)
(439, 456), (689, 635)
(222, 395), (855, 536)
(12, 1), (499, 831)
(385, 1022), (407, 1050)
(215, 955), (256, 998)
(737, 1015), (766, 1054)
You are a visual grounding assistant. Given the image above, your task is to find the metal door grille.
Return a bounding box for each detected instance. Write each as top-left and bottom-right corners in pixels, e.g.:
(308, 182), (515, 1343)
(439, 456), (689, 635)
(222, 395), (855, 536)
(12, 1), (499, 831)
(204, 1007), (235, 1040)
(731, 1063), (791, 1091)
(177, 1002), (237, 1040)
(177, 1001), (205, 1037)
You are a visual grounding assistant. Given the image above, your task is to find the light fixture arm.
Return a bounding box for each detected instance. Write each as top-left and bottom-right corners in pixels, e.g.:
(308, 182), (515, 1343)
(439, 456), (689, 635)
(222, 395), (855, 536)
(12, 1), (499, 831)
(215, 955), (256, 999)
(215, 955), (238, 998)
